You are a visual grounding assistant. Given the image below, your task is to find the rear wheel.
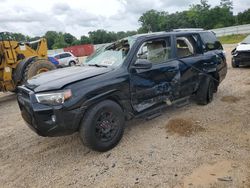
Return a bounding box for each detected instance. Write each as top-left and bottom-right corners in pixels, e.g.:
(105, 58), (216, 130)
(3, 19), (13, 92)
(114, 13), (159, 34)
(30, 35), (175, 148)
(196, 76), (214, 105)
(69, 61), (76, 66)
(79, 100), (125, 152)
(21, 60), (56, 84)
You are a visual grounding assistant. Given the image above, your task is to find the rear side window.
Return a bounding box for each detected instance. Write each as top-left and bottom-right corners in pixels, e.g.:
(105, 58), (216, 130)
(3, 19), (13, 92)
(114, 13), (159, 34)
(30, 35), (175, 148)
(199, 32), (223, 51)
(176, 35), (200, 58)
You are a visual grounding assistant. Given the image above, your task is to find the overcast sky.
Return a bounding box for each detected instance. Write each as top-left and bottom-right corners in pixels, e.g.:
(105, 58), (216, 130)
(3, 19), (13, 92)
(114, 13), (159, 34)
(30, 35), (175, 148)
(0, 0), (249, 38)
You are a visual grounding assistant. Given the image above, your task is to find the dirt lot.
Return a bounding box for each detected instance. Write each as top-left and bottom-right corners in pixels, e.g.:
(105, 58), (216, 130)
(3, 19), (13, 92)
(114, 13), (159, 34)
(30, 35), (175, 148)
(1, 44), (250, 188)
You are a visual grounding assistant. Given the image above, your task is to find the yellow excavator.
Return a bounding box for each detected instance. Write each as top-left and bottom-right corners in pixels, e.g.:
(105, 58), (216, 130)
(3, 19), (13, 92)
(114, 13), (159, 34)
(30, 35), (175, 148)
(0, 32), (56, 92)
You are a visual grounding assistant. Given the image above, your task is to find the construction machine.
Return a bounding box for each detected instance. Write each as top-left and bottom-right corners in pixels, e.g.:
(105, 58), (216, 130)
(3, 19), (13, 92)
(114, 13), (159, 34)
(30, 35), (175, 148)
(0, 32), (56, 92)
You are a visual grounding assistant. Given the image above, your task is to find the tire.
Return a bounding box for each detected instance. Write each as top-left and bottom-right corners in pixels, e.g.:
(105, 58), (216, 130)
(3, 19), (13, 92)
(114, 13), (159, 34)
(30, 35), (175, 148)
(22, 60), (56, 84)
(231, 58), (239, 68)
(79, 100), (125, 152)
(196, 76), (214, 105)
(69, 61), (76, 66)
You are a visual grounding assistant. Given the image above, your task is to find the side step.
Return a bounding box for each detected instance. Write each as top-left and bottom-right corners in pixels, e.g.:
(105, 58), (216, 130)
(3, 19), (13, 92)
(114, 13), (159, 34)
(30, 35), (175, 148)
(172, 96), (190, 108)
(135, 104), (166, 120)
(146, 111), (162, 120)
(135, 96), (190, 120)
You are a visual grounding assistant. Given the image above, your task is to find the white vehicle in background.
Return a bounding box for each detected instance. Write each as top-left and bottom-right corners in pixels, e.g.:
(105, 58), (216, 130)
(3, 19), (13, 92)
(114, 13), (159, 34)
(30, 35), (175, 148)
(53, 52), (79, 67)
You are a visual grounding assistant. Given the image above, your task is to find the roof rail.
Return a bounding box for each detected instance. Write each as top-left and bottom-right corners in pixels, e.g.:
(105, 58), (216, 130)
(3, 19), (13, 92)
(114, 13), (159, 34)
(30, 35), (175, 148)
(172, 28), (204, 32)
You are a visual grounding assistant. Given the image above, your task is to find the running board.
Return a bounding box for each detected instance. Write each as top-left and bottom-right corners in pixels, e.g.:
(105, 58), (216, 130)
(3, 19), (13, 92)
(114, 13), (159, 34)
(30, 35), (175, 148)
(172, 96), (190, 108)
(135, 104), (166, 120)
(135, 97), (190, 120)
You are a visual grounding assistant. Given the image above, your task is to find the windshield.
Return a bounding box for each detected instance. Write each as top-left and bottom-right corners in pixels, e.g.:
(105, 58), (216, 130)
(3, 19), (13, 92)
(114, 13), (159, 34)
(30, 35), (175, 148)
(241, 35), (250, 44)
(85, 37), (135, 67)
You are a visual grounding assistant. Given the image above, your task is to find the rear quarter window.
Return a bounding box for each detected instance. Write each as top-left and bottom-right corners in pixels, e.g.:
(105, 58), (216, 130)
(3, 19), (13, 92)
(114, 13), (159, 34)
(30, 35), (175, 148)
(65, 53), (72, 57)
(199, 32), (223, 51)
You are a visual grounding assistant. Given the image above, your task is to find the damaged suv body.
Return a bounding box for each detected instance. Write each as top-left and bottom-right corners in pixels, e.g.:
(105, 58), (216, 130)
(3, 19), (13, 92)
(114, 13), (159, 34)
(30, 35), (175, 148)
(231, 35), (250, 68)
(17, 30), (227, 152)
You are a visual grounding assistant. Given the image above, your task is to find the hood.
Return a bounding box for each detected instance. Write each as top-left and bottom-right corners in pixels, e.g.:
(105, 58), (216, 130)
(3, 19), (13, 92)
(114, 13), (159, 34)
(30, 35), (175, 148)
(26, 66), (112, 92)
(236, 43), (250, 52)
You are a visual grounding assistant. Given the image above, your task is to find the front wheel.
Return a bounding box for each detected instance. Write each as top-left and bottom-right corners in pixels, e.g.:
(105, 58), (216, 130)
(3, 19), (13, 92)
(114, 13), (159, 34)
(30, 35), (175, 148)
(79, 100), (125, 152)
(231, 58), (239, 68)
(69, 61), (76, 66)
(196, 76), (214, 105)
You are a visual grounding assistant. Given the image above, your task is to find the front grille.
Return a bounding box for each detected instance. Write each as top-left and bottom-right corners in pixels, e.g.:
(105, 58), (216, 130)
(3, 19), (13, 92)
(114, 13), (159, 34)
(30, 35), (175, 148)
(17, 86), (34, 126)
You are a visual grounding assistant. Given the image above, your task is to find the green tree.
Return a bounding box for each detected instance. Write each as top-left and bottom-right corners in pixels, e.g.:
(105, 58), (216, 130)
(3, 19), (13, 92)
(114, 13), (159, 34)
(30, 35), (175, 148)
(80, 35), (92, 44)
(220, 0), (233, 10)
(237, 9), (250, 24)
(188, 0), (211, 28)
(138, 10), (167, 32)
(125, 31), (137, 37)
(10, 33), (27, 41)
(52, 33), (68, 49)
(63, 33), (76, 45)
(45, 31), (59, 49)
(88, 30), (117, 44)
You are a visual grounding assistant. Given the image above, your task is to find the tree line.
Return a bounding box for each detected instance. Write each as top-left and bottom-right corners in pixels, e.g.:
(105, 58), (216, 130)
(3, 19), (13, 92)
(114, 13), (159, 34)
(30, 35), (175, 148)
(5, 0), (250, 49)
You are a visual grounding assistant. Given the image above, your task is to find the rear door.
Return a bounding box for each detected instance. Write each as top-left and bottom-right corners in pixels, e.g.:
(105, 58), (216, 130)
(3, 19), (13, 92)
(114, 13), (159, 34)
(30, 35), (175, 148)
(175, 34), (204, 97)
(130, 36), (181, 112)
(59, 53), (71, 66)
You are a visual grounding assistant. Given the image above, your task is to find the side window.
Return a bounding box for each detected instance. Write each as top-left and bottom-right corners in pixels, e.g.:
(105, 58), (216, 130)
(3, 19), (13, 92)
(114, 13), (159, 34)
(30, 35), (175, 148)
(176, 35), (198, 58)
(137, 38), (171, 64)
(60, 53), (70, 58)
(59, 54), (66, 59)
(55, 55), (60, 59)
(65, 53), (72, 57)
(199, 32), (223, 51)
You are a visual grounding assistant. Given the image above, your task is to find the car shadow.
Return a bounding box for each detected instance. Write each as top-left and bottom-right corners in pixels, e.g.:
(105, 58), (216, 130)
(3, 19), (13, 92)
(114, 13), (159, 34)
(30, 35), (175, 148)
(24, 99), (198, 157)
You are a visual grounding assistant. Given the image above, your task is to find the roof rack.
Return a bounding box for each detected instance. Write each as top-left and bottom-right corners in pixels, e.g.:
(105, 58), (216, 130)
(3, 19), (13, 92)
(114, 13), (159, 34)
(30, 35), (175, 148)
(172, 28), (204, 32)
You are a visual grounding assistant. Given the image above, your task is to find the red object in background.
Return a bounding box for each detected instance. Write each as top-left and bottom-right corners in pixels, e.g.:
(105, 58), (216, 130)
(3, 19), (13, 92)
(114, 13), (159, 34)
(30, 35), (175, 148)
(64, 44), (94, 57)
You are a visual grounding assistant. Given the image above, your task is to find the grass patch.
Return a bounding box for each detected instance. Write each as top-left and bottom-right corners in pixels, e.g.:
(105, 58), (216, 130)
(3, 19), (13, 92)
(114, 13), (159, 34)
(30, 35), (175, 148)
(218, 34), (249, 44)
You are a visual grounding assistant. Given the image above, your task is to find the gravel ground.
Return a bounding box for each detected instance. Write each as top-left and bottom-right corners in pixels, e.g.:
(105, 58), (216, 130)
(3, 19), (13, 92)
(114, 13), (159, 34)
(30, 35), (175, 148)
(0, 44), (250, 188)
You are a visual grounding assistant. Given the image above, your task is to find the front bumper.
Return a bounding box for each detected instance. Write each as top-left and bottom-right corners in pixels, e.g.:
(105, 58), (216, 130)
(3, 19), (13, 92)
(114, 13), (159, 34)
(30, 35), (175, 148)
(17, 86), (84, 137)
(232, 51), (250, 66)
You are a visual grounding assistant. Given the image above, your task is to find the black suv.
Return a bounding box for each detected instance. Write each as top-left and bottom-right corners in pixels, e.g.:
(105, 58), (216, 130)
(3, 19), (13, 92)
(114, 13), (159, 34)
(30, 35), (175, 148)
(17, 30), (227, 152)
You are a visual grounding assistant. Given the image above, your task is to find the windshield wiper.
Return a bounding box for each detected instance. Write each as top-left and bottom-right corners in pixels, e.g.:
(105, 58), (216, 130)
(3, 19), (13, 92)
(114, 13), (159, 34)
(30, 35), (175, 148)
(87, 64), (108, 68)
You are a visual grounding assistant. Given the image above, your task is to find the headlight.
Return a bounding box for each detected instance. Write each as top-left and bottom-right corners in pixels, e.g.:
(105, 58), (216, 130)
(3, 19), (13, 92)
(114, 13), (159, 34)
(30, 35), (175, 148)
(35, 90), (72, 105)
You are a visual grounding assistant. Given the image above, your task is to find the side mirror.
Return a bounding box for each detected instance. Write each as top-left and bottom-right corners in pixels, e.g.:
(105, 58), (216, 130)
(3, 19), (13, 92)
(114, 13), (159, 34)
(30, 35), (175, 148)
(132, 59), (152, 69)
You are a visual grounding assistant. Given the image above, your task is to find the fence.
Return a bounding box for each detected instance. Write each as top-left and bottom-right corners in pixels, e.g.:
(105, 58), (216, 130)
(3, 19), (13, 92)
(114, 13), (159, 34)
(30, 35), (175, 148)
(211, 24), (250, 37)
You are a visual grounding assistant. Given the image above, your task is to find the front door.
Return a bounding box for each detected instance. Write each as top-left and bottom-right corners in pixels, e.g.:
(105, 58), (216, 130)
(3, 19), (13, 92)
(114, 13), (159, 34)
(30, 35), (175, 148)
(130, 37), (180, 112)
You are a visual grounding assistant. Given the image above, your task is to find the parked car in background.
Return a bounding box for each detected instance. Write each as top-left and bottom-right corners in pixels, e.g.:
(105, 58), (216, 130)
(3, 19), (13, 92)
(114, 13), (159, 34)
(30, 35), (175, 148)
(17, 30), (227, 152)
(231, 35), (250, 68)
(48, 56), (59, 67)
(52, 52), (79, 67)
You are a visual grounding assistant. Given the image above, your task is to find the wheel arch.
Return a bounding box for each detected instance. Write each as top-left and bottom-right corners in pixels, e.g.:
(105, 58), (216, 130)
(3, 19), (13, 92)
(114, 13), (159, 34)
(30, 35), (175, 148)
(77, 90), (132, 130)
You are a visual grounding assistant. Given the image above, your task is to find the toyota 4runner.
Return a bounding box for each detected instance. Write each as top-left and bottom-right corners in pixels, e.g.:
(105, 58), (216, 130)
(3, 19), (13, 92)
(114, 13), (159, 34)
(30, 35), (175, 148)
(17, 30), (227, 152)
